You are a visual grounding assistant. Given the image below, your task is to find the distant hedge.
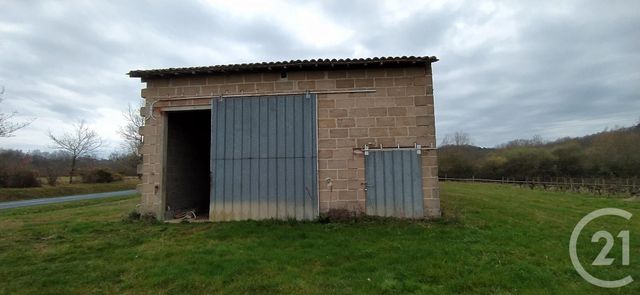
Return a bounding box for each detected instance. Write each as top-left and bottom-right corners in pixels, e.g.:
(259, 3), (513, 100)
(0, 170), (41, 188)
(82, 169), (123, 183)
(439, 124), (640, 179)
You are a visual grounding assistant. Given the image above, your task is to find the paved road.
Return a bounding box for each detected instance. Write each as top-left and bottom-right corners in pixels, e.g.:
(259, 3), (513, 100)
(0, 190), (137, 210)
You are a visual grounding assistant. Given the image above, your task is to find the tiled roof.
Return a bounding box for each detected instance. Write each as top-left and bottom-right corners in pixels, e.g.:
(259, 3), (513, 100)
(128, 56), (438, 78)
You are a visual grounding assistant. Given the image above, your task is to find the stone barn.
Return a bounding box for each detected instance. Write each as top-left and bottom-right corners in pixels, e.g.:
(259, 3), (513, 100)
(128, 56), (440, 221)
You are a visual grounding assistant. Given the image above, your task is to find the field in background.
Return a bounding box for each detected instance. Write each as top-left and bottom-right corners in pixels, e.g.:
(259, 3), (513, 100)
(0, 178), (139, 202)
(1, 182), (639, 294)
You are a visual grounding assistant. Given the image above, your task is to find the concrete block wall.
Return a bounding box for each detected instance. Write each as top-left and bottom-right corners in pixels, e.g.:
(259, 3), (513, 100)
(137, 64), (440, 218)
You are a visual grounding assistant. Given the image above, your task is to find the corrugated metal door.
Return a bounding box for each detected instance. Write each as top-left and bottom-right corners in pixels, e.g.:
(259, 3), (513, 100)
(210, 95), (317, 221)
(365, 150), (424, 218)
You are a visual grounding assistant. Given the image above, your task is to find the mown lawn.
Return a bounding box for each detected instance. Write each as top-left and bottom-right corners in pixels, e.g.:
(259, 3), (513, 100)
(0, 182), (639, 294)
(0, 178), (138, 202)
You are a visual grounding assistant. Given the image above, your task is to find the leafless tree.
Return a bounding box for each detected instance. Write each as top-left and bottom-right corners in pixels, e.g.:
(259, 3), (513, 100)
(48, 121), (103, 183)
(119, 103), (144, 155)
(498, 134), (545, 148)
(0, 86), (33, 137)
(441, 131), (473, 146)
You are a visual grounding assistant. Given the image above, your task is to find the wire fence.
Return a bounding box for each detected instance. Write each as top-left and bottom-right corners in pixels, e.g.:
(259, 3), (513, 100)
(439, 176), (640, 197)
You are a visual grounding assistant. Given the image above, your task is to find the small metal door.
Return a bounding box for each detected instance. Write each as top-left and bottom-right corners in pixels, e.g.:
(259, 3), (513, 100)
(365, 150), (424, 218)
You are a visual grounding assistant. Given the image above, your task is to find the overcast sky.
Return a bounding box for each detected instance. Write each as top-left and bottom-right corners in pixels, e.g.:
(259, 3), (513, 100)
(1, 0), (638, 155)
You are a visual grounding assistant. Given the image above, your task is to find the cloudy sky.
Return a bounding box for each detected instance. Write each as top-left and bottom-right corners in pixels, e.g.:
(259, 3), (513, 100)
(1, 0), (638, 154)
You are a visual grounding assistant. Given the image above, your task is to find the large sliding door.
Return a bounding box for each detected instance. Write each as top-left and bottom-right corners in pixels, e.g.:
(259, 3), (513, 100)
(210, 95), (317, 221)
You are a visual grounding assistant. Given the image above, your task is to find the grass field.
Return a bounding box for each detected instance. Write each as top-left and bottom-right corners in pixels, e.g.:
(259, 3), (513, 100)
(1, 182), (639, 294)
(0, 178), (139, 202)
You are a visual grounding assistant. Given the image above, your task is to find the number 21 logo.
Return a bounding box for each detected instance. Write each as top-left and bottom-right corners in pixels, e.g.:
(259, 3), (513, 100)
(570, 208), (633, 288)
(592, 230), (629, 266)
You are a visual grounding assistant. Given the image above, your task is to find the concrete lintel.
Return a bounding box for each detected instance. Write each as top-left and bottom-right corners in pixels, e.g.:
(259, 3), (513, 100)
(161, 105), (211, 112)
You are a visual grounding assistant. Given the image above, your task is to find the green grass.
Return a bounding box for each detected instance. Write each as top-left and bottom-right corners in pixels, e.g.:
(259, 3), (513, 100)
(0, 178), (139, 202)
(1, 182), (639, 294)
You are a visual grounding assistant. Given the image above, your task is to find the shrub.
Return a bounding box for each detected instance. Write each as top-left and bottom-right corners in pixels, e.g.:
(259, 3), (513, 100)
(122, 210), (159, 225)
(122, 210), (141, 223)
(112, 172), (124, 182)
(318, 208), (360, 223)
(82, 168), (120, 183)
(0, 170), (7, 187)
(5, 170), (41, 188)
(45, 167), (58, 186)
(502, 147), (556, 179)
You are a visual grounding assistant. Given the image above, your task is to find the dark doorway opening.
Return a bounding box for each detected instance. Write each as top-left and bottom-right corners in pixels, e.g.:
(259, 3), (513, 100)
(164, 110), (211, 220)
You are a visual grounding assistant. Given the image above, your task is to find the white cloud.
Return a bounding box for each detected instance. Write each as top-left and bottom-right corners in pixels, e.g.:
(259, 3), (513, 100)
(0, 0), (639, 154)
(205, 0), (354, 49)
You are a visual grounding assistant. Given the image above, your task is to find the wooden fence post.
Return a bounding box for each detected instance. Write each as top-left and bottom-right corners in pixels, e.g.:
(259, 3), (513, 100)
(570, 178), (573, 191)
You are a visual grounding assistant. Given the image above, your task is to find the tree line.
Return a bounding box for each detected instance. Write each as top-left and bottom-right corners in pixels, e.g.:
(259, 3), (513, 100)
(0, 149), (139, 187)
(438, 123), (640, 180)
(0, 86), (143, 187)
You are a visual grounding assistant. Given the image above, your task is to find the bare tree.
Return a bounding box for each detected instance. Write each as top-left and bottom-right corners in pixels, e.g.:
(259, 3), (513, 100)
(119, 103), (144, 155)
(441, 131), (473, 146)
(48, 121), (103, 183)
(0, 86), (33, 137)
(498, 134), (545, 148)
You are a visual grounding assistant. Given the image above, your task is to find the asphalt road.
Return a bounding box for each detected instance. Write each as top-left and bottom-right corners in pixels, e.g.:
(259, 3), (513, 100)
(0, 190), (137, 210)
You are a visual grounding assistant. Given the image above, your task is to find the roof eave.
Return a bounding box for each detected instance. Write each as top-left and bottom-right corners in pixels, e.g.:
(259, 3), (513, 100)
(128, 56), (438, 79)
